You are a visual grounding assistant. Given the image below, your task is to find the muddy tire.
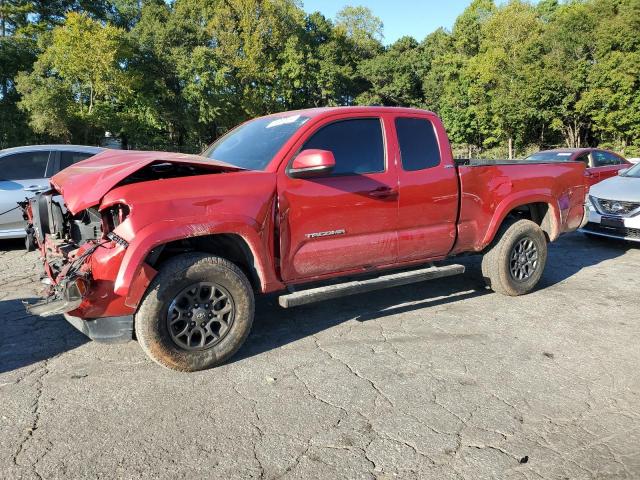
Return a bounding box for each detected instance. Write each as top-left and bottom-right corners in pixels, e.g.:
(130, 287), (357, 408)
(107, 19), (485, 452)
(135, 253), (254, 372)
(481, 219), (548, 296)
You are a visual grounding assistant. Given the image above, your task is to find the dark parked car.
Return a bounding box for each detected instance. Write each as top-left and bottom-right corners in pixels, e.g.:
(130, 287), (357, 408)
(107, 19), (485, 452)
(525, 148), (631, 186)
(0, 145), (103, 244)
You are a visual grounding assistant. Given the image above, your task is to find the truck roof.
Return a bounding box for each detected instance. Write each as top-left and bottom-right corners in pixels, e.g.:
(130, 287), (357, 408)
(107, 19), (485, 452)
(266, 106), (437, 119)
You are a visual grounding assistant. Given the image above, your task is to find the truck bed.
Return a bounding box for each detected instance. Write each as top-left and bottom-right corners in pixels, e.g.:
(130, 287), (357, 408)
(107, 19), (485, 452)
(451, 159), (588, 255)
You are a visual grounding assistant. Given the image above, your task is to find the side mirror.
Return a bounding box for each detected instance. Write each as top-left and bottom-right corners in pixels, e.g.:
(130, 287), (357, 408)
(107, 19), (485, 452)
(289, 149), (336, 179)
(619, 168), (629, 176)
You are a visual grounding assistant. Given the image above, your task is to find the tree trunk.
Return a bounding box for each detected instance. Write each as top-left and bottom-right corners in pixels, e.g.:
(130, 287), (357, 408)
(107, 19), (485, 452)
(508, 137), (514, 160)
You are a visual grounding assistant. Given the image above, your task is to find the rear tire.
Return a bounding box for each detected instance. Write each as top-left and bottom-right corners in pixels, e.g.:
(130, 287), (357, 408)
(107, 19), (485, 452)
(135, 253), (254, 372)
(481, 219), (548, 296)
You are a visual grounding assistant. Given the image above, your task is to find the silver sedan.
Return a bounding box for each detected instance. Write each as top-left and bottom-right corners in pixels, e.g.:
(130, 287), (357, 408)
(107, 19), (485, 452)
(0, 145), (103, 242)
(582, 162), (640, 242)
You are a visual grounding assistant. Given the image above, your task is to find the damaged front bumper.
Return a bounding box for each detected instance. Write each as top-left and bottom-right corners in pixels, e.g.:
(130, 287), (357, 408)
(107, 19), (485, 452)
(25, 284), (83, 317)
(24, 270), (134, 343)
(23, 191), (138, 343)
(63, 314), (133, 344)
(25, 295), (133, 343)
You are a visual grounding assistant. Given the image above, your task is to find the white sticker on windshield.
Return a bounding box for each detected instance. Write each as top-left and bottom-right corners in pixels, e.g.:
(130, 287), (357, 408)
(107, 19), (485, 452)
(266, 115), (302, 129)
(557, 153), (572, 156)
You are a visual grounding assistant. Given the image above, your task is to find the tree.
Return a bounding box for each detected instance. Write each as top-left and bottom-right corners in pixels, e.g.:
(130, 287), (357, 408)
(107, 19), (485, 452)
(539, 1), (596, 148)
(335, 5), (383, 58)
(579, 0), (640, 153)
(469, 1), (543, 158)
(295, 11), (359, 106)
(452, 0), (495, 57)
(1, 0), (640, 156)
(0, 0), (35, 147)
(16, 12), (133, 143)
(356, 36), (422, 107)
(207, 0), (307, 118)
(126, 0), (226, 149)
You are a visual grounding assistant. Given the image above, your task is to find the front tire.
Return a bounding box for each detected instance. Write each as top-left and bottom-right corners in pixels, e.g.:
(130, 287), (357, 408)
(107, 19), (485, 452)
(481, 219), (548, 296)
(135, 253), (254, 372)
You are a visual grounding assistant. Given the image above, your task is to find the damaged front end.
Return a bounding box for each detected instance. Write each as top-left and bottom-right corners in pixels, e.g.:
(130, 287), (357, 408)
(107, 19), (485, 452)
(23, 191), (137, 342)
(21, 150), (245, 343)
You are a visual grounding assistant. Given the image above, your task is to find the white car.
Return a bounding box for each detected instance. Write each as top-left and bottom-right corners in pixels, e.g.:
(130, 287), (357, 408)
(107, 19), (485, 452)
(581, 162), (640, 242)
(0, 145), (103, 244)
(628, 158), (640, 164)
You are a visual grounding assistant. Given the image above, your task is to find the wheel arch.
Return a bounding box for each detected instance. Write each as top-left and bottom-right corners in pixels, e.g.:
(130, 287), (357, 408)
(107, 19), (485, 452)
(145, 233), (262, 292)
(483, 195), (561, 248)
(113, 219), (281, 300)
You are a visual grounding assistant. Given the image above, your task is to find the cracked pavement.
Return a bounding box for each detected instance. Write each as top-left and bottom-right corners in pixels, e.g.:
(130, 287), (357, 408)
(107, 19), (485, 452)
(1, 233), (639, 479)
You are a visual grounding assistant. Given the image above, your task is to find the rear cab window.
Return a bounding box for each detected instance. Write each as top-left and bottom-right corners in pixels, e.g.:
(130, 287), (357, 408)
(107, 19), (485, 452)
(395, 117), (441, 171)
(300, 118), (385, 175)
(0, 151), (50, 180)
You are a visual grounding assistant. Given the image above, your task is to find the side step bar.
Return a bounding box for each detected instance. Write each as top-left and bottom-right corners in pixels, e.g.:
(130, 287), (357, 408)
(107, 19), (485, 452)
(278, 264), (465, 308)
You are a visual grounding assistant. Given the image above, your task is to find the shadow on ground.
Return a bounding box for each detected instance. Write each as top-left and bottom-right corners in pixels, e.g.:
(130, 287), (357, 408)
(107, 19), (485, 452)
(0, 238), (26, 251)
(0, 298), (88, 374)
(540, 232), (634, 288)
(233, 232), (631, 363)
(0, 232), (633, 373)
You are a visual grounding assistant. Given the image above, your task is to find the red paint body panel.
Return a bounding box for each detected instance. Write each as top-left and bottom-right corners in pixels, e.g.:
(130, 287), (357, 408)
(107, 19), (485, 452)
(452, 163), (586, 254)
(103, 170), (283, 296)
(37, 107), (588, 321)
(277, 111), (399, 281)
(51, 150), (243, 214)
(392, 113), (459, 261)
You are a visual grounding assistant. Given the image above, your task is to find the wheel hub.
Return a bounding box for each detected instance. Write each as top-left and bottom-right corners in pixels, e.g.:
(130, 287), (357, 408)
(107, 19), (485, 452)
(167, 282), (235, 351)
(193, 309), (208, 322)
(509, 237), (539, 282)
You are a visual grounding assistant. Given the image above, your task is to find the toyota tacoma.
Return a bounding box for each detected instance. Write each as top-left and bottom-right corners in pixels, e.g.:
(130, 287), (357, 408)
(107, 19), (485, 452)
(24, 107), (589, 371)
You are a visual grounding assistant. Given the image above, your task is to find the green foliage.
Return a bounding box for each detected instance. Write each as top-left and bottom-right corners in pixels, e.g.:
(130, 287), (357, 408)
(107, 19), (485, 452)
(469, 1), (544, 157)
(356, 36), (422, 107)
(16, 12), (132, 143)
(0, 0), (639, 157)
(335, 5), (384, 58)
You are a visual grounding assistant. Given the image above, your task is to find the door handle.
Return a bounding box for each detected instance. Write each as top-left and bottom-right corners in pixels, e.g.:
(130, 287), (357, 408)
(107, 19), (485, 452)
(24, 185), (47, 192)
(368, 187), (398, 199)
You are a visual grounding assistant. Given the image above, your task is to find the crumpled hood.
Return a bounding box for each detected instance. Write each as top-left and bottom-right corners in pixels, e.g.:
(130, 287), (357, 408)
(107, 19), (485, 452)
(590, 175), (640, 203)
(51, 149), (243, 214)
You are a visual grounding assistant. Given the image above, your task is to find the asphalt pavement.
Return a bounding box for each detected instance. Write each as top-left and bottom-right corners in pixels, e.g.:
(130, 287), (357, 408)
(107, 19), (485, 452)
(1, 233), (639, 479)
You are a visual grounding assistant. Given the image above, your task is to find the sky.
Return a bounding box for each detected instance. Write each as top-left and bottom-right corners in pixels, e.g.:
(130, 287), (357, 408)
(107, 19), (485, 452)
(302, 0), (475, 45)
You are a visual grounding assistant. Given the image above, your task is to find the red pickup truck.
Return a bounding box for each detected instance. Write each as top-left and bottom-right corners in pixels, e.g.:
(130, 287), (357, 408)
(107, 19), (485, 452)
(25, 107), (588, 371)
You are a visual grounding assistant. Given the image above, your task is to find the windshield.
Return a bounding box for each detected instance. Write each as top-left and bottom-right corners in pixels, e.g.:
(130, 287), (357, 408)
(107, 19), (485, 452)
(202, 115), (310, 170)
(622, 162), (640, 178)
(524, 151), (576, 162)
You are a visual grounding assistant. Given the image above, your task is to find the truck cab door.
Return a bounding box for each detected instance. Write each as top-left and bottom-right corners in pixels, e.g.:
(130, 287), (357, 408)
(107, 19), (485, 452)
(277, 115), (399, 282)
(393, 115), (459, 261)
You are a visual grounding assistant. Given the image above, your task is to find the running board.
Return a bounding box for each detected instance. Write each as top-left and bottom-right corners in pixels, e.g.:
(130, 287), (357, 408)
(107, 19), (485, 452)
(278, 264), (465, 308)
